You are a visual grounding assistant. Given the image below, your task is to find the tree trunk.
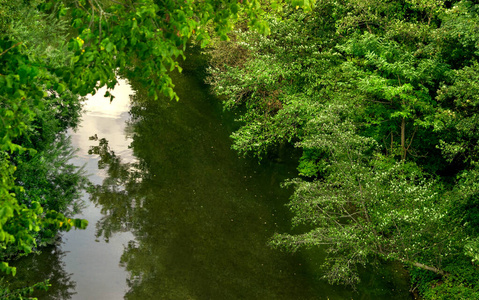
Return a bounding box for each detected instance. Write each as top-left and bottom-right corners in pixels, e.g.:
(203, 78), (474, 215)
(390, 131), (393, 155)
(411, 262), (447, 276)
(401, 118), (406, 160)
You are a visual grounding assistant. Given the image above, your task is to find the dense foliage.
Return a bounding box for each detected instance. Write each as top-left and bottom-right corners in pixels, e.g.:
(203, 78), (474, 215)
(0, 1), (92, 297)
(4, 0), (479, 298)
(207, 0), (479, 298)
(0, 0), (89, 272)
(0, 0), (297, 297)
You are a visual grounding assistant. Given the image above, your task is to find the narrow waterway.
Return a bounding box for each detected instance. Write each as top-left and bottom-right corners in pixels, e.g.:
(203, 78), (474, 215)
(11, 52), (413, 299)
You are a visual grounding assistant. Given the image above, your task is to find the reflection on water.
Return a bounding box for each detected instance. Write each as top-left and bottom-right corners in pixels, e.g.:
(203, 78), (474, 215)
(59, 79), (136, 299)
(6, 245), (76, 300)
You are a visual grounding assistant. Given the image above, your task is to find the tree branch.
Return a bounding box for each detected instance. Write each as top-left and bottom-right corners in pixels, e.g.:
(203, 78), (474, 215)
(411, 261), (448, 276)
(0, 42), (22, 56)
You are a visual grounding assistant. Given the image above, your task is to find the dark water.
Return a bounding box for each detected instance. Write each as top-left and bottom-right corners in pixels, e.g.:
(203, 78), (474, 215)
(8, 51), (413, 299)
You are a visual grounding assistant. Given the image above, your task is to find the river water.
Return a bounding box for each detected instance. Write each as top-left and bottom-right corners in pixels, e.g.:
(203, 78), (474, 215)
(10, 53), (413, 299)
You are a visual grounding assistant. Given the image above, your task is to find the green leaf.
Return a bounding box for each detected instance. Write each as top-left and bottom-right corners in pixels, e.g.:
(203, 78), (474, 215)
(106, 42), (114, 53)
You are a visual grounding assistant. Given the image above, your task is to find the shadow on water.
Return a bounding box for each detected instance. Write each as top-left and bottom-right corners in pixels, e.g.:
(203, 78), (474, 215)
(84, 47), (413, 299)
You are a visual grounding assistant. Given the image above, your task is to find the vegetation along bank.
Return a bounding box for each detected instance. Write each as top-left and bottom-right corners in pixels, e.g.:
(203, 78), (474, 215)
(1, 0), (479, 299)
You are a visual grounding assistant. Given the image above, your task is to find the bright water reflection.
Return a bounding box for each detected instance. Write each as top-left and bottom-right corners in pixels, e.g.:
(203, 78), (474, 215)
(60, 79), (136, 299)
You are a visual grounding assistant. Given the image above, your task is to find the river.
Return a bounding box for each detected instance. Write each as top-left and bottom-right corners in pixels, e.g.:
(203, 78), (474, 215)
(10, 51), (413, 299)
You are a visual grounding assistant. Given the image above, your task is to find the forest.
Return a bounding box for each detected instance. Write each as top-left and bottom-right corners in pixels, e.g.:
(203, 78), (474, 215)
(1, 0), (479, 299)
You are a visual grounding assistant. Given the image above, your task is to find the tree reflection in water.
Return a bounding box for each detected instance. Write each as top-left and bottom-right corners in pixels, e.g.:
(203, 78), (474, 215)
(88, 135), (139, 242)
(7, 245), (76, 300)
